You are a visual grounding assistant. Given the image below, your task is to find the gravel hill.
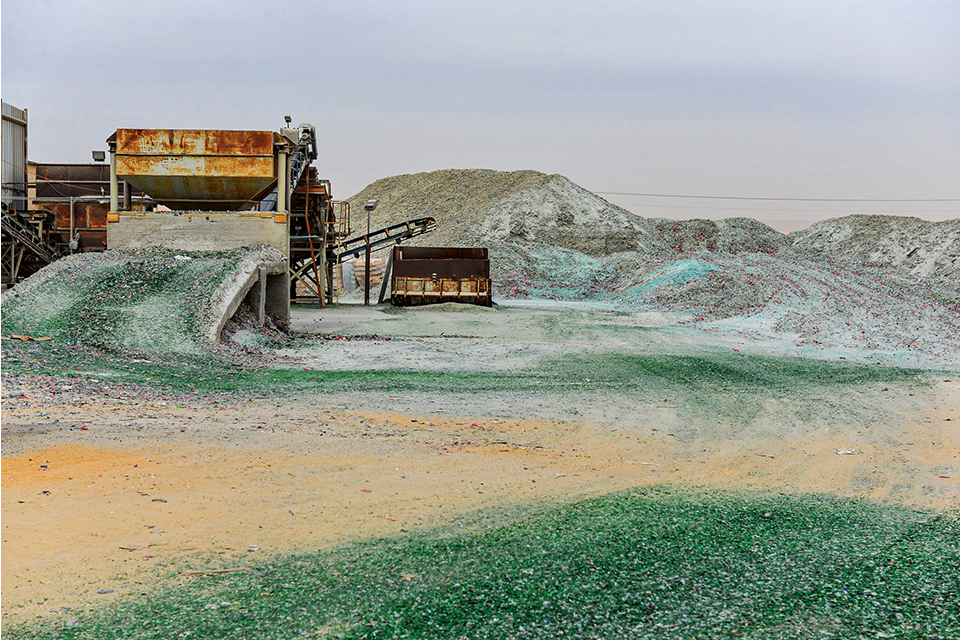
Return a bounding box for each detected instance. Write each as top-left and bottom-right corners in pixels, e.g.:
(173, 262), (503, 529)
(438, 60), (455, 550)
(791, 214), (960, 277)
(346, 169), (664, 255)
(650, 217), (788, 255)
(344, 169), (958, 361)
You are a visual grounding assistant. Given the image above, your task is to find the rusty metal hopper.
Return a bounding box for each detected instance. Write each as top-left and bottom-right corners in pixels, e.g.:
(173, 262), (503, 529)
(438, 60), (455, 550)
(113, 129), (278, 211)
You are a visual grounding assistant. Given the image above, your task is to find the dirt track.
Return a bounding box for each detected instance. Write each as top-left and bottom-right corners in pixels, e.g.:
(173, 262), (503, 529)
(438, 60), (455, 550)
(2, 303), (958, 624)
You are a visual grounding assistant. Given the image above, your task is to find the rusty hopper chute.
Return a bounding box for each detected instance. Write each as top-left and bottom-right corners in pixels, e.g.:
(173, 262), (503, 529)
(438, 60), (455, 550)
(105, 126), (299, 323)
(111, 129), (281, 211)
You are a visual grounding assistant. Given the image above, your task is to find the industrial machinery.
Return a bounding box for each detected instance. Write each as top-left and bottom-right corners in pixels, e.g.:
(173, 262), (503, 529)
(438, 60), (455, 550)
(1, 205), (65, 284)
(1, 163), (154, 284)
(2, 114), (438, 303)
(103, 119), (435, 312)
(0, 101), (58, 286)
(290, 213), (437, 302)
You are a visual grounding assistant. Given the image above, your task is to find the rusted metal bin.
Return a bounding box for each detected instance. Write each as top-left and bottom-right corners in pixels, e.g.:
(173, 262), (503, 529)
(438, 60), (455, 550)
(391, 246), (492, 307)
(32, 163), (147, 252)
(112, 129), (279, 211)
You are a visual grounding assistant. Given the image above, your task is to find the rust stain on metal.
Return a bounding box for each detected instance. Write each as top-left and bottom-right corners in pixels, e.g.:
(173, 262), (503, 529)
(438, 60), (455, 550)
(48, 202), (109, 229)
(116, 129), (274, 157)
(32, 163), (115, 199)
(116, 156), (275, 178)
(114, 129), (278, 210)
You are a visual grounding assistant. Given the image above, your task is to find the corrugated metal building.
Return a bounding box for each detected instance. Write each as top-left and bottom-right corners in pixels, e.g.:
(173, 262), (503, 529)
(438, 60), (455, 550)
(2, 101), (28, 210)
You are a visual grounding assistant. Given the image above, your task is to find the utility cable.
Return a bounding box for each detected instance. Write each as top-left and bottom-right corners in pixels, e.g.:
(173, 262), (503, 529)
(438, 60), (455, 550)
(594, 190), (959, 203)
(603, 201), (959, 214)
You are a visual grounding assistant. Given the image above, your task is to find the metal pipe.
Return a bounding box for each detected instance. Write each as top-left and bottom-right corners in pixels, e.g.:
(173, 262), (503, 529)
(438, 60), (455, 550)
(122, 180), (131, 211)
(276, 151), (287, 214)
(10, 195), (155, 204)
(364, 242), (371, 306)
(69, 197), (75, 254)
(109, 148), (118, 213)
(364, 208), (371, 305)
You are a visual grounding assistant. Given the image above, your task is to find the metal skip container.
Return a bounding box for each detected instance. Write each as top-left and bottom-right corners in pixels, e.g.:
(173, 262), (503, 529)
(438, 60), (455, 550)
(112, 129), (279, 211)
(391, 246), (492, 307)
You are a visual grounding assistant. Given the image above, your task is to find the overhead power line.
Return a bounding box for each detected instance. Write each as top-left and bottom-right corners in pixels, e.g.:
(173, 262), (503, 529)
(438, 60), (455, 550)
(594, 190), (960, 203)
(612, 202), (959, 214)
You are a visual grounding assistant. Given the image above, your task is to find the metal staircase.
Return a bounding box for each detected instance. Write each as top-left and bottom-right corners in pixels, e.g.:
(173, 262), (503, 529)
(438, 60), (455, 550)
(2, 206), (66, 284)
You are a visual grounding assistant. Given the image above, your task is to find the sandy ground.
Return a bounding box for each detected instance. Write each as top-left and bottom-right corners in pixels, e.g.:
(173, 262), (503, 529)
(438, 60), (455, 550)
(2, 303), (958, 625)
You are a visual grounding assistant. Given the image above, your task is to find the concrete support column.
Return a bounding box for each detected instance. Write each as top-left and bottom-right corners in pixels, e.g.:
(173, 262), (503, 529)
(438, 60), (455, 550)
(265, 271), (290, 323)
(250, 266), (267, 325)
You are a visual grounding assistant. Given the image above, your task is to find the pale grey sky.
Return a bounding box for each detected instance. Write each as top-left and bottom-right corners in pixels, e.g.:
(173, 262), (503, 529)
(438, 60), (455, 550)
(3, 0), (957, 230)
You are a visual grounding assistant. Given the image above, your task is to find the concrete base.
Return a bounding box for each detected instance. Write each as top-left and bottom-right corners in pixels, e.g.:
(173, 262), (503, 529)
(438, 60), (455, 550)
(249, 264), (290, 325)
(107, 212), (289, 256)
(210, 257), (288, 342)
(107, 211), (292, 339)
(250, 267), (268, 323)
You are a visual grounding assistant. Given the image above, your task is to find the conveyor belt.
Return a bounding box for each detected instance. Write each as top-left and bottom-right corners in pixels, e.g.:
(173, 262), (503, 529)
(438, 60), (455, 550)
(289, 216), (437, 273)
(331, 216), (437, 264)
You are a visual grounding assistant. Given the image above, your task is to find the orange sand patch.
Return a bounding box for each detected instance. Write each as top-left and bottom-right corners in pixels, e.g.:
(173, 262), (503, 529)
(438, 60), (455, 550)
(3, 397), (958, 624)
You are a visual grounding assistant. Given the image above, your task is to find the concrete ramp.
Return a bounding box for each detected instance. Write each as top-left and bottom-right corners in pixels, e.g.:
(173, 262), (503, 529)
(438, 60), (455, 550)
(1, 244), (287, 354)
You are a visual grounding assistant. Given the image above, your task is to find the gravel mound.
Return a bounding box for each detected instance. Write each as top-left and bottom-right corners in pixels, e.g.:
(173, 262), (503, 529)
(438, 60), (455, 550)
(344, 170), (957, 360)
(346, 169), (663, 255)
(1, 244), (284, 354)
(640, 253), (960, 359)
(651, 217), (788, 254)
(791, 215), (960, 277)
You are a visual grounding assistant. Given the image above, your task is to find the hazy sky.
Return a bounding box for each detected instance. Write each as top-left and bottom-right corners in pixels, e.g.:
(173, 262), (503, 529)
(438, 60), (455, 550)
(3, 0), (957, 231)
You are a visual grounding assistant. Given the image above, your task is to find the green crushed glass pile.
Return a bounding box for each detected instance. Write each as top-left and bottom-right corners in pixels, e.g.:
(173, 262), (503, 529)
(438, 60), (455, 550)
(12, 491), (958, 640)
